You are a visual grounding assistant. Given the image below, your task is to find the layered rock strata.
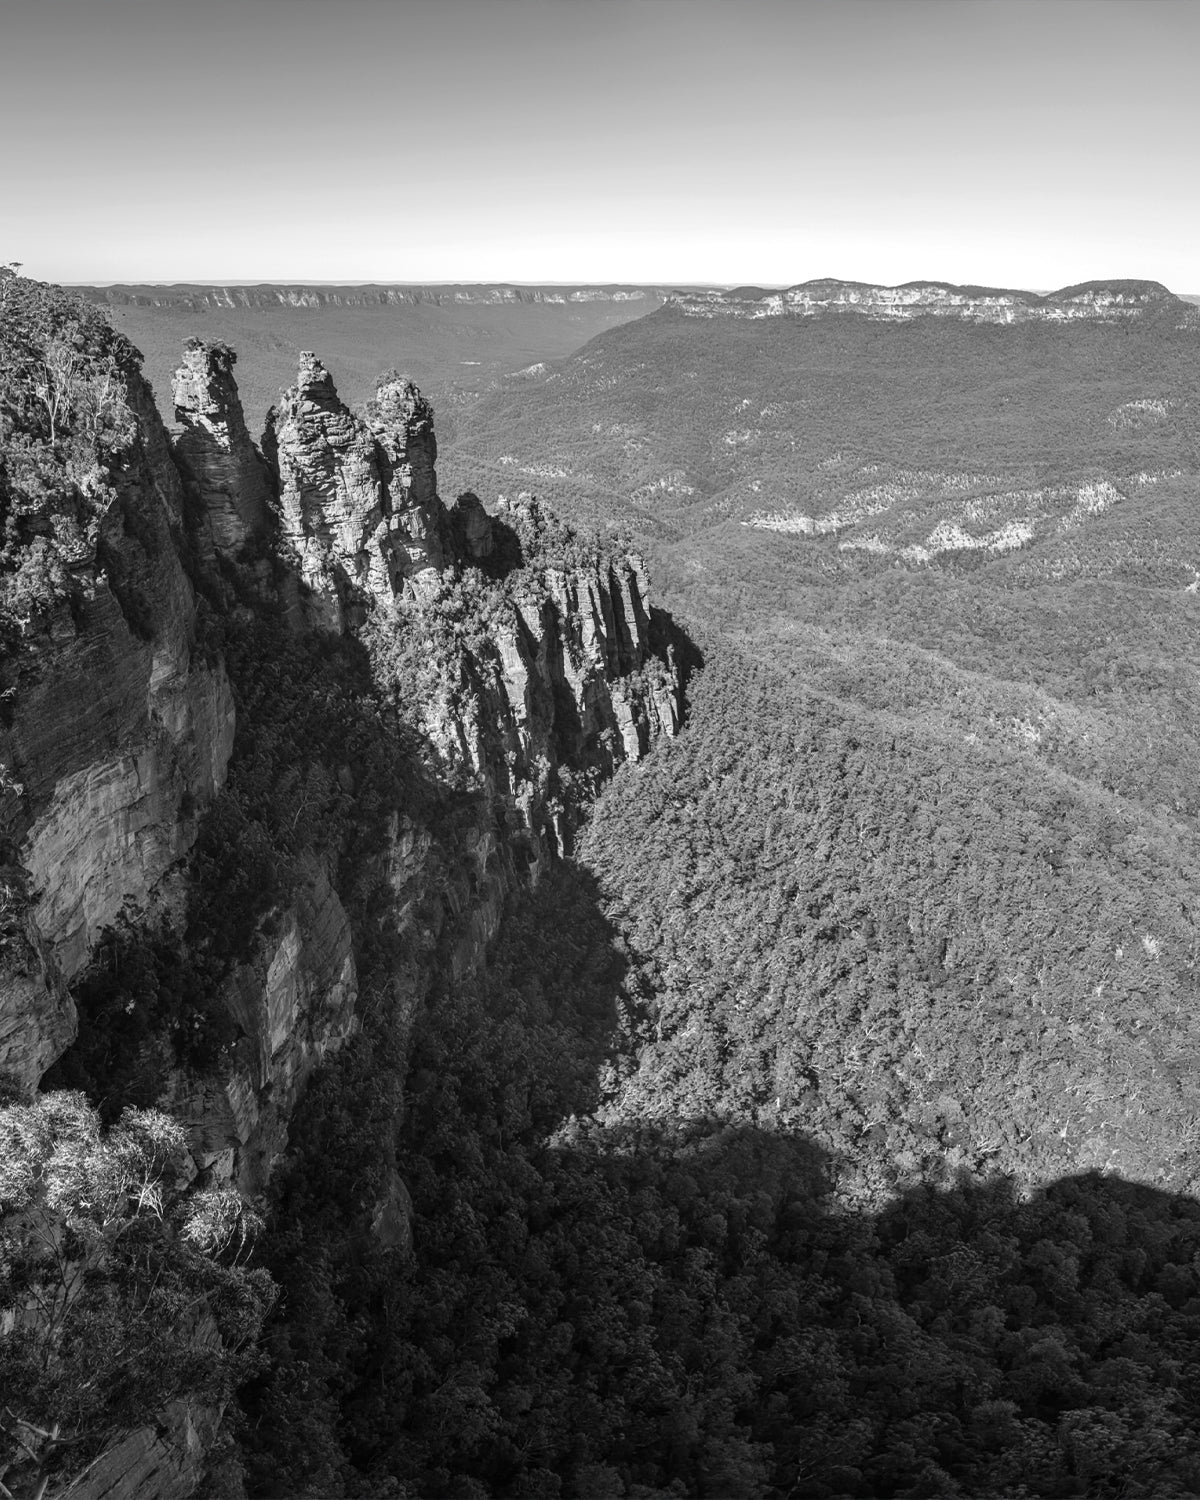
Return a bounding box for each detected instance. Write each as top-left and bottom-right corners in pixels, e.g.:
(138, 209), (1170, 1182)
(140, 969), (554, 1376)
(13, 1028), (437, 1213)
(85, 283), (667, 312)
(263, 356), (464, 625)
(431, 495), (679, 864)
(3, 333), (681, 1158)
(672, 277), (1199, 325)
(0, 353), (233, 1091)
(172, 338), (274, 558)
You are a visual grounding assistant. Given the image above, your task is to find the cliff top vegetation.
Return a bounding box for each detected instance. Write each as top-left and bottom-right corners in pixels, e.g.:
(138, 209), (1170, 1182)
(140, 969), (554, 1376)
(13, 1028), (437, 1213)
(0, 269), (142, 630)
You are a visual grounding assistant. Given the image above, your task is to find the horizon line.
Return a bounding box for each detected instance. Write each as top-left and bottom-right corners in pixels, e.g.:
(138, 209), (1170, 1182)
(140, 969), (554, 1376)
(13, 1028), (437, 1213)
(59, 277), (1197, 299)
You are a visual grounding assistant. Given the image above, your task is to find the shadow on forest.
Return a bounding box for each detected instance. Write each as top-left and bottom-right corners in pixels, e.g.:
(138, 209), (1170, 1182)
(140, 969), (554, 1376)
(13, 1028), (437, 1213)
(650, 601), (704, 718)
(245, 838), (1200, 1500)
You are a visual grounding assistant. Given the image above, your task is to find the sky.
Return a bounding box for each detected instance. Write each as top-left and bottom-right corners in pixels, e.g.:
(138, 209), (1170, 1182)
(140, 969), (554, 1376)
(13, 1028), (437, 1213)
(2, 0), (1198, 290)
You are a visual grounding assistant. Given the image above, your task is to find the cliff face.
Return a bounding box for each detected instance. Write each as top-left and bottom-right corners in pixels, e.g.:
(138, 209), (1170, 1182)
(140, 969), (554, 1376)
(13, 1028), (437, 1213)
(672, 277), (1199, 325)
(262, 352), (389, 628)
(367, 374), (449, 594)
(1, 282), (684, 1497)
(429, 496), (680, 867)
(0, 324), (233, 1091)
(260, 356), (461, 626)
(172, 338), (274, 559)
(83, 283), (666, 312)
(1, 314), (681, 1176)
(247, 347), (681, 1003)
(258, 353), (680, 849)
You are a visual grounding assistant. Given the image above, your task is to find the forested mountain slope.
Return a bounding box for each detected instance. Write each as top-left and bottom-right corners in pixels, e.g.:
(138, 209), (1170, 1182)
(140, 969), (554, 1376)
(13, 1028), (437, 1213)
(442, 281), (1200, 551)
(452, 278), (1200, 1208)
(583, 649), (1200, 1197)
(348, 277), (1200, 1499)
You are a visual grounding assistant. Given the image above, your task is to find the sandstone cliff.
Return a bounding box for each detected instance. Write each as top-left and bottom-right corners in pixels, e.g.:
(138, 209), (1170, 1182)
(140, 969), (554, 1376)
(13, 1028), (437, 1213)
(410, 493), (680, 867)
(84, 283), (667, 312)
(172, 338), (274, 560)
(0, 296), (233, 1094)
(671, 277), (1199, 326)
(1, 281), (684, 1497)
(257, 352), (680, 845)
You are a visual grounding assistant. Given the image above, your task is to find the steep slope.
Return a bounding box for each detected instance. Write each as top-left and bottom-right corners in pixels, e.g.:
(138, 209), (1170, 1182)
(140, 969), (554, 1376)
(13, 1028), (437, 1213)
(582, 648), (1200, 1197)
(0, 274), (683, 1497)
(0, 276), (234, 1093)
(12, 318), (682, 1187)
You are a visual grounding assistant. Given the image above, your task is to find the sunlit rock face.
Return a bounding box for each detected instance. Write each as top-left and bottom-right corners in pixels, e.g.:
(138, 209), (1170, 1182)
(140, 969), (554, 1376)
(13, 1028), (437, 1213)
(262, 358), (461, 626)
(366, 374), (449, 599)
(2, 323), (681, 1182)
(412, 492), (680, 872)
(262, 352), (387, 630)
(672, 277), (1196, 324)
(171, 338), (274, 558)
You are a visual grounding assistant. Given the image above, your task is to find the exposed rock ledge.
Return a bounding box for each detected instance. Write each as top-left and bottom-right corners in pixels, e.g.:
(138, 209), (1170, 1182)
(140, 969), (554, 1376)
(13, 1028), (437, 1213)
(83, 283), (666, 312)
(671, 277), (1198, 325)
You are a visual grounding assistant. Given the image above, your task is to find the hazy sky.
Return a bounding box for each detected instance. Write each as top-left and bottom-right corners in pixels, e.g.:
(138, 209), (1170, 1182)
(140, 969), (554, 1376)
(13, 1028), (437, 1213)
(2, 0), (1197, 289)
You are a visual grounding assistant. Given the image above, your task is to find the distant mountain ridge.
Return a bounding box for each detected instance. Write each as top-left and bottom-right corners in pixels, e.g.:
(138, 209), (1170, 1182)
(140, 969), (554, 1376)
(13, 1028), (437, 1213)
(79, 283), (678, 431)
(672, 276), (1199, 325)
(80, 282), (681, 312)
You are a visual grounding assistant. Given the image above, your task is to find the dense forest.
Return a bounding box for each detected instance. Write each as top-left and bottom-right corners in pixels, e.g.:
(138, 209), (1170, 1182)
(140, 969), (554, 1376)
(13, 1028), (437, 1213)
(446, 302), (1195, 504)
(232, 644), (1200, 1497)
(237, 861), (1200, 1499)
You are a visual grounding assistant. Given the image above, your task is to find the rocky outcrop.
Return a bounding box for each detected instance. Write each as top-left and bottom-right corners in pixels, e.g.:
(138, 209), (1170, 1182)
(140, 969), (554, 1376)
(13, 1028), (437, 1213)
(367, 374), (448, 597)
(450, 490), (495, 561)
(172, 339), (274, 558)
(262, 359), (486, 624)
(671, 277), (1198, 326)
(262, 353), (387, 630)
(63, 1383), (222, 1500)
(263, 357), (459, 625)
(415, 495), (680, 863)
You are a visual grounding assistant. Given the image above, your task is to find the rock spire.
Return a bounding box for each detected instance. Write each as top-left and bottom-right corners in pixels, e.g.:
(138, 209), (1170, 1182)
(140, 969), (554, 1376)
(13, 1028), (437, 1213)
(172, 338), (274, 557)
